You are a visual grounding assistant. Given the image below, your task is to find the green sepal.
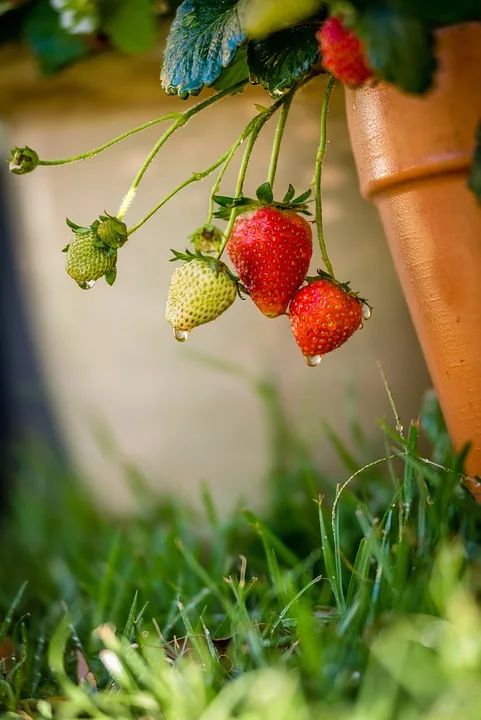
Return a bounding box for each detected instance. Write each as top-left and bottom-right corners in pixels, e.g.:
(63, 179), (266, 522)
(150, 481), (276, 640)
(282, 184), (296, 203)
(213, 183), (313, 220)
(305, 268), (370, 304)
(169, 248), (240, 285)
(105, 268), (118, 286)
(256, 182), (274, 204)
(293, 189), (312, 204)
(61, 244), (70, 253)
(66, 217), (86, 232)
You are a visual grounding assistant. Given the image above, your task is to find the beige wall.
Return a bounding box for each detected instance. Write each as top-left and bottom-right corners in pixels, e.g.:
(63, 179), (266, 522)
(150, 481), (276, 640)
(1, 48), (430, 513)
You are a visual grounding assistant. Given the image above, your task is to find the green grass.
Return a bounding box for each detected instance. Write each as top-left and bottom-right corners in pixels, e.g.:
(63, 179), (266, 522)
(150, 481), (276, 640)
(1, 381), (481, 719)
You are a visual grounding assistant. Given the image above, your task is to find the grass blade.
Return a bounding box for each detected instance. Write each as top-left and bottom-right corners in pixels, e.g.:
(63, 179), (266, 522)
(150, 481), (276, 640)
(318, 497), (346, 616)
(0, 583), (27, 645)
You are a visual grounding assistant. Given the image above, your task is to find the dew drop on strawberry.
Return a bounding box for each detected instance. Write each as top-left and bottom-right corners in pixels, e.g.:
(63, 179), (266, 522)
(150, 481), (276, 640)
(362, 303), (372, 320)
(173, 328), (189, 342)
(304, 355), (322, 367)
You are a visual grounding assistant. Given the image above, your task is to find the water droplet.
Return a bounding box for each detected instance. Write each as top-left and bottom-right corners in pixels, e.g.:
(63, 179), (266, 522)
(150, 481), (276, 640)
(358, 322), (364, 330)
(79, 279), (96, 290)
(362, 303), (372, 320)
(248, 73), (258, 85)
(173, 328), (189, 342)
(303, 354), (322, 367)
(271, 88), (284, 98)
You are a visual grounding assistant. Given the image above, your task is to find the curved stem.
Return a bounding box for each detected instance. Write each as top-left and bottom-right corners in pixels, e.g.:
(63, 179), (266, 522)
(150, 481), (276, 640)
(116, 80), (247, 220)
(314, 75), (336, 278)
(267, 89), (294, 188)
(216, 91), (294, 259)
(126, 148), (233, 237)
(36, 113), (180, 166)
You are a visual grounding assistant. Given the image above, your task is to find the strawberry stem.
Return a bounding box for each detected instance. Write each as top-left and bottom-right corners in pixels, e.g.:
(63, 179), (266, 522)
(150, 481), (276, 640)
(126, 147), (234, 237)
(267, 89), (295, 189)
(116, 80), (248, 221)
(216, 88), (297, 260)
(35, 113), (181, 166)
(314, 75), (336, 279)
(206, 117), (258, 227)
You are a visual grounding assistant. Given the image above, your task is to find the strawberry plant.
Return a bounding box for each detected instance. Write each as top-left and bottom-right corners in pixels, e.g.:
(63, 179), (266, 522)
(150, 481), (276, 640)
(6, 0), (481, 362)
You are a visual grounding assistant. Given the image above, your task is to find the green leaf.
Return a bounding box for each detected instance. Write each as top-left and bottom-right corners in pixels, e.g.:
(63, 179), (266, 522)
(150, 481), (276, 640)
(468, 122), (481, 203)
(389, 0), (481, 27)
(24, 0), (88, 74)
(248, 26), (320, 96)
(242, 0), (323, 38)
(104, 0), (157, 54)
(353, 4), (436, 94)
(213, 45), (249, 92)
(161, 0), (246, 98)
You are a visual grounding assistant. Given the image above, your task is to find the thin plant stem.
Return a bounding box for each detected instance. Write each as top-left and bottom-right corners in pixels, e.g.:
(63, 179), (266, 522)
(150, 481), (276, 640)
(205, 118), (257, 226)
(126, 148), (233, 237)
(216, 91), (294, 259)
(36, 114), (180, 166)
(267, 90), (294, 188)
(117, 80), (247, 220)
(314, 75), (336, 278)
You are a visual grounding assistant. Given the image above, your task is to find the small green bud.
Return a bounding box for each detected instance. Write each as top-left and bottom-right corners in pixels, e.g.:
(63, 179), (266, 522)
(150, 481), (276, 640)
(97, 215), (128, 249)
(190, 225), (224, 254)
(8, 146), (39, 175)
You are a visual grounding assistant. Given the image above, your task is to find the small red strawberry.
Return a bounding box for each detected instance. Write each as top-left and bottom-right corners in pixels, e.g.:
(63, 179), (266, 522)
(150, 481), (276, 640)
(227, 206), (312, 318)
(289, 277), (368, 364)
(317, 17), (373, 87)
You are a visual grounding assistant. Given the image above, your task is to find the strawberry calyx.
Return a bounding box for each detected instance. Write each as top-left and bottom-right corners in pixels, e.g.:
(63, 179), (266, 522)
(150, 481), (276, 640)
(304, 268), (371, 307)
(8, 146), (39, 175)
(189, 224), (224, 254)
(170, 248), (247, 298)
(64, 215), (125, 255)
(213, 181), (312, 221)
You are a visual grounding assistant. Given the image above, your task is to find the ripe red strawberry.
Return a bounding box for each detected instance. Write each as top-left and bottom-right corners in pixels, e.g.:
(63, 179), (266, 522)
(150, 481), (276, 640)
(317, 17), (373, 86)
(227, 207), (312, 318)
(289, 278), (365, 363)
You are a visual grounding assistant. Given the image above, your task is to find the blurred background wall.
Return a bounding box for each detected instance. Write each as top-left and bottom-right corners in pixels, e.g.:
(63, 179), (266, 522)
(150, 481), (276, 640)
(0, 44), (430, 514)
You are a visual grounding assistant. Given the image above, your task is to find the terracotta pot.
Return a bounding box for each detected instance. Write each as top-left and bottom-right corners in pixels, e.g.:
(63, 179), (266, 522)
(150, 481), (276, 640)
(345, 23), (481, 481)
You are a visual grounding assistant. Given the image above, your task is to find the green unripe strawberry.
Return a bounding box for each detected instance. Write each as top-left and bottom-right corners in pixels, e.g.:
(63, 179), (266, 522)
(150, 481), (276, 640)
(65, 230), (117, 289)
(190, 224), (223, 254)
(165, 256), (237, 337)
(97, 214), (128, 249)
(9, 146), (39, 175)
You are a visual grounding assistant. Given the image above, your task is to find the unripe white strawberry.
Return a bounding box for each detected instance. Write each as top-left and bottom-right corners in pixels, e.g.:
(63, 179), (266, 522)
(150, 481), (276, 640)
(165, 254), (237, 337)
